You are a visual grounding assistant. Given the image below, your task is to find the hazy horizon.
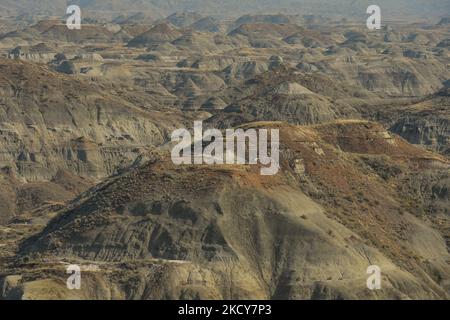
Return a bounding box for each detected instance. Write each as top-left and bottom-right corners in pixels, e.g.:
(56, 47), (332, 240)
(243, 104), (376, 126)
(0, 0), (449, 22)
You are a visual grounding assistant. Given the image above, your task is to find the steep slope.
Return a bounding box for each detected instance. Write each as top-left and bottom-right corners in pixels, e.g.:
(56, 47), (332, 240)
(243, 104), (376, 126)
(0, 58), (202, 203)
(161, 12), (203, 28)
(0, 167), (94, 225)
(358, 87), (450, 156)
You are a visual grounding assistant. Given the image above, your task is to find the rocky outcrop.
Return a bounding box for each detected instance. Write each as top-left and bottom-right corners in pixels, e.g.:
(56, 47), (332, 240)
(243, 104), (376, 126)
(391, 116), (450, 155)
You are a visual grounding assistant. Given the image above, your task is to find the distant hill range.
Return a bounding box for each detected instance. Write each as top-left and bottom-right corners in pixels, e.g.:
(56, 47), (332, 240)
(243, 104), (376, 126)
(1, 0), (449, 21)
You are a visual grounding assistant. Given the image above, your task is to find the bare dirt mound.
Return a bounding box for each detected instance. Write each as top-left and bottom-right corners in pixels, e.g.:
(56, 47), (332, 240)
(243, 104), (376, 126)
(128, 23), (183, 47)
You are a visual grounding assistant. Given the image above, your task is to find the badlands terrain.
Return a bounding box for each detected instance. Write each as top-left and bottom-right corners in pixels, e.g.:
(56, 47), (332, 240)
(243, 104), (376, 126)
(0, 1), (449, 299)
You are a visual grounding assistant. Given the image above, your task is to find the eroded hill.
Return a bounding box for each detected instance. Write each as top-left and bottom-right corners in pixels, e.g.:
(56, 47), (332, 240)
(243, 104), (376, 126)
(1, 121), (449, 299)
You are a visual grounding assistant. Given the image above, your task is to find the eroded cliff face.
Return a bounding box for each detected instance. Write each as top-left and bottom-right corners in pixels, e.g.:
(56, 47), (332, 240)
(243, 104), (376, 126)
(391, 117), (450, 155)
(361, 89), (450, 156)
(0, 58), (208, 224)
(0, 58), (210, 182)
